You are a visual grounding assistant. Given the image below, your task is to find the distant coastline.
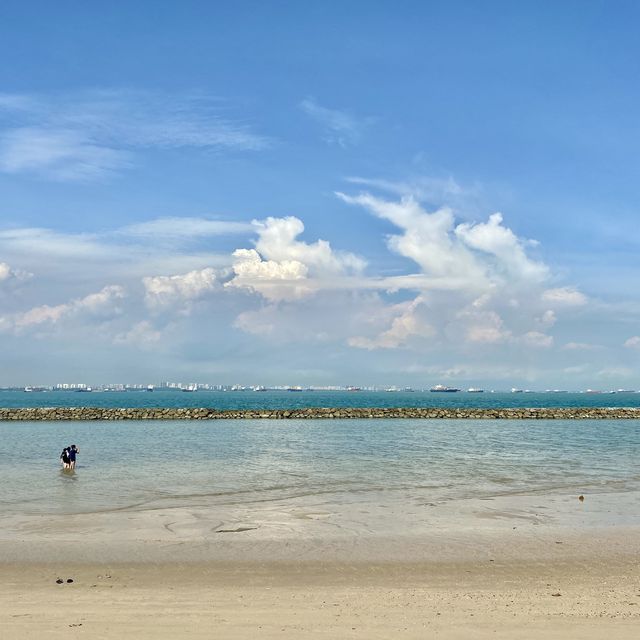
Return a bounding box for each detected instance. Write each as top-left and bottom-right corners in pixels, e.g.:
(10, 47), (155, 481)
(2, 406), (640, 420)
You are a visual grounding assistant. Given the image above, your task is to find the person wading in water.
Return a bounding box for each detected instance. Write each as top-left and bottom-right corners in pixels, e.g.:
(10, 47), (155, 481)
(60, 447), (71, 469)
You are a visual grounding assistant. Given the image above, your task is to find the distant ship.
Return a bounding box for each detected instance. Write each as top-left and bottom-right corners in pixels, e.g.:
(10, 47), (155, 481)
(430, 385), (460, 392)
(346, 386), (361, 392)
(287, 386), (303, 392)
(467, 388), (484, 393)
(147, 385), (154, 392)
(511, 388), (523, 393)
(75, 387), (92, 392)
(182, 385), (197, 392)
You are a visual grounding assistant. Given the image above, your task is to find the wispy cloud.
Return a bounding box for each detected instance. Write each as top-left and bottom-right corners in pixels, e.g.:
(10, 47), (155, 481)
(299, 97), (373, 147)
(119, 217), (253, 240)
(0, 90), (270, 181)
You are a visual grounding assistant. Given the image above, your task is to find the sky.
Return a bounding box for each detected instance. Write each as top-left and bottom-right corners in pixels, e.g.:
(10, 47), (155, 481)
(0, 0), (639, 388)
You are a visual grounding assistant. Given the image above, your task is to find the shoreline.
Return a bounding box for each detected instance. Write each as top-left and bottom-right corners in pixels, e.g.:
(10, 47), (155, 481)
(2, 406), (640, 419)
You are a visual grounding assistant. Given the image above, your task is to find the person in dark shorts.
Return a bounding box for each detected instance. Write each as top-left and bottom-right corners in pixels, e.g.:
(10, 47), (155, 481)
(68, 444), (79, 469)
(60, 447), (70, 469)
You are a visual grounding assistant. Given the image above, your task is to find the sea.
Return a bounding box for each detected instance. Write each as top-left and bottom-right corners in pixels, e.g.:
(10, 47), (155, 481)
(0, 389), (639, 519)
(3, 388), (640, 410)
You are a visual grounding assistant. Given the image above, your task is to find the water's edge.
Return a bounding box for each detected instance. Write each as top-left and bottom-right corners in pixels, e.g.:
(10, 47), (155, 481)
(2, 406), (640, 420)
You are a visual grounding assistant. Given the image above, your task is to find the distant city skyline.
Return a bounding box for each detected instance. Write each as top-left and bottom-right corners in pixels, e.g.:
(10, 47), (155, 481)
(1, 2), (639, 388)
(7, 381), (640, 395)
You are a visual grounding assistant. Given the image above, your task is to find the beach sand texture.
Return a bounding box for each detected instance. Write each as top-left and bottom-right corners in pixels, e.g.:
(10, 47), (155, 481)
(3, 558), (640, 639)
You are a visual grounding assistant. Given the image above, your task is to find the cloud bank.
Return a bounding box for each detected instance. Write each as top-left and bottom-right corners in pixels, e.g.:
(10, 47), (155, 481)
(0, 181), (633, 388)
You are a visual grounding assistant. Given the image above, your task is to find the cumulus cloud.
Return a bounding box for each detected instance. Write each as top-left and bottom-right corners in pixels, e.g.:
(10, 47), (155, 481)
(537, 309), (557, 328)
(455, 212), (549, 284)
(335, 191), (566, 351)
(459, 309), (511, 344)
(624, 336), (640, 349)
(337, 192), (484, 290)
(338, 192), (548, 292)
(0, 261), (31, 283)
(114, 321), (162, 347)
(143, 268), (218, 309)
(542, 287), (588, 306)
(229, 249), (310, 301)
(0, 285), (125, 333)
(521, 331), (554, 348)
(226, 216), (365, 301)
(348, 296), (435, 350)
(254, 216), (365, 274)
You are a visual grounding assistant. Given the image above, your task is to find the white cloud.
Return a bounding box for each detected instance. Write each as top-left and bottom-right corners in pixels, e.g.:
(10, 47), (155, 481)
(563, 341), (600, 351)
(228, 249), (310, 301)
(114, 321), (162, 346)
(300, 98), (372, 146)
(226, 216), (365, 301)
(596, 366), (634, 379)
(522, 331), (554, 348)
(337, 192), (485, 289)
(460, 310), (511, 344)
(337, 192), (552, 293)
(537, 309), (557, 328)
(143, 268), (218, 309)
(542, 287), (588, 306)
(254, 216), (365, 274)
(455, 212), (549, 284)
(0, 261), (31, 283)
(348, 296), (435, 350)
(120, 217), (253, 239)
(0, 285), (125, 333)
(0, 219), (240, 290)
(346, 175), (465, 203)
(624, 336), (640, 349)
(0, 127), (128, 181)
(0, 90), (269, 180)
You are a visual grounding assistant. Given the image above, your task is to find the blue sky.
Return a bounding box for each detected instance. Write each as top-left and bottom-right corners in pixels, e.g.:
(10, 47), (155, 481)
(0, 1), (639, 387)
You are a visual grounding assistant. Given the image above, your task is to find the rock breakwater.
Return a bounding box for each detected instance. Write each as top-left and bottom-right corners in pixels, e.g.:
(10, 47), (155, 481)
(0, 407), (639, 420)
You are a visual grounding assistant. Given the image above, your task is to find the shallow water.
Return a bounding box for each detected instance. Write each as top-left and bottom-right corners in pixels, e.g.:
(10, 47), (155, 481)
(1, 419), (639, 518)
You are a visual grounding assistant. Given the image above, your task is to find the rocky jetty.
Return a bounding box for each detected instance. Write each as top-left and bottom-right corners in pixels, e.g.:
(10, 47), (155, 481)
(0, 407), (639, 420)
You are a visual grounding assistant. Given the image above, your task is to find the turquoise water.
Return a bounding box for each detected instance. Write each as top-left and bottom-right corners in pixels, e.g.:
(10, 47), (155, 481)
(2, 389), (640, 409)
(1, 418), (639, 517)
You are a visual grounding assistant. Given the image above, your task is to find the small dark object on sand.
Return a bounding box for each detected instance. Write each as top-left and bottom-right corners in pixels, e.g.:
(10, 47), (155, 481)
(55, 578), (63, 584)
(579, 495), (585, 502)
(66, 578), (74, 583)
(552, 592), (562, 597)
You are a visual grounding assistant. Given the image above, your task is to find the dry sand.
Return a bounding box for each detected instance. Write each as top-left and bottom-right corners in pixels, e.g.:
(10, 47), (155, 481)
(3, 556), (640, 639)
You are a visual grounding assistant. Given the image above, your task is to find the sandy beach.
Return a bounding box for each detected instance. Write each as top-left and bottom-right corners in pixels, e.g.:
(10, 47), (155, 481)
(2, 507), (639, 639)
(3, 556), (640, 639)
